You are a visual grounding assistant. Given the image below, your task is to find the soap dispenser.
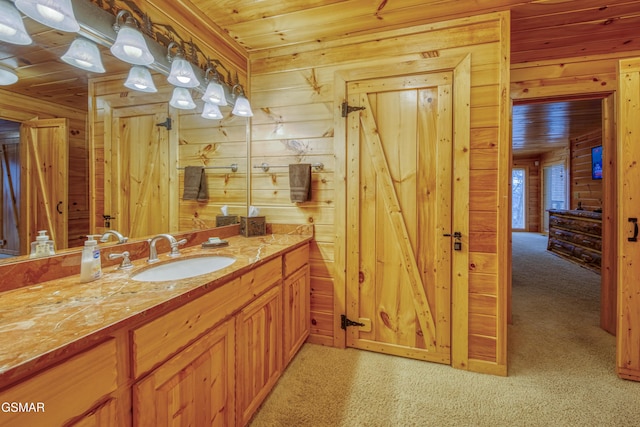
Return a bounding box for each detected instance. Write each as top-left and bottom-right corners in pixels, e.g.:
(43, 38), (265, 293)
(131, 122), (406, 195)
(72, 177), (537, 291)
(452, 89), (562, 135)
(80, 235), (102, 283)
(29, 230), (55, 258)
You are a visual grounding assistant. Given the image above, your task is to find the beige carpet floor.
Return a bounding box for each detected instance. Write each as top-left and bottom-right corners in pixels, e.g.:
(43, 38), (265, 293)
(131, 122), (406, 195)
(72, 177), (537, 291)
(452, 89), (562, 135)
(250, 232), (639, 427)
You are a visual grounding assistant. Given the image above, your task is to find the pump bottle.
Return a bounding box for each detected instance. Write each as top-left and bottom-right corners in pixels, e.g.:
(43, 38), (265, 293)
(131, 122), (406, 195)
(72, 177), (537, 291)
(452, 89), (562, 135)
(80, 235), (102, 283)
(29, 230), (55, 258)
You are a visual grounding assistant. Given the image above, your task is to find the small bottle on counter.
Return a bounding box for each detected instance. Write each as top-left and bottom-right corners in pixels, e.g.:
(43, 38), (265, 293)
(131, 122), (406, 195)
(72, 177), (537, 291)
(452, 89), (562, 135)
(80, 235), (102, 283)
(29, 230), (55, 258)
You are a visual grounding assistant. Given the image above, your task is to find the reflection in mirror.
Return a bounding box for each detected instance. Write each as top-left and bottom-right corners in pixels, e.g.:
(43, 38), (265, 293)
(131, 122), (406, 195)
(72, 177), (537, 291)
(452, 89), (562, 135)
(0, 2), (249, 262)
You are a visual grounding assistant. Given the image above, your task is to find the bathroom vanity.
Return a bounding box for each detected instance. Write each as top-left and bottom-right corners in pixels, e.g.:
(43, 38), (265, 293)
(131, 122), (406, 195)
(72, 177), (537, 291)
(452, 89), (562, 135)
(0, 227), (311, 426)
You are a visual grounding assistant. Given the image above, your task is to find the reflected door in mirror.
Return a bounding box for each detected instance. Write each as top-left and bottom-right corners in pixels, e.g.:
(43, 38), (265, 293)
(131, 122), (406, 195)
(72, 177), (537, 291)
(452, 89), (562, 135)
(21, 118), (69, 254)
(107, 104), (171, 238)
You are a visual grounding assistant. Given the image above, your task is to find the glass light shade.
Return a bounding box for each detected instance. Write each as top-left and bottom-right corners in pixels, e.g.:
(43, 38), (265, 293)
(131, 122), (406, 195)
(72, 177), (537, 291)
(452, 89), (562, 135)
(110, 25), (154, 66)
(201, 102), (223, 120)
(0, 1), (32, 45)
(124, 66), (157, 93)
(61, 38), (105, 73)
(202, 81), (227, 106)
(0, 66), (18, 85)
(167, 57), (199, 88)
(15, 0), (80, 33)
(169, 87), (196, 110)
(231, 95), (253, 117)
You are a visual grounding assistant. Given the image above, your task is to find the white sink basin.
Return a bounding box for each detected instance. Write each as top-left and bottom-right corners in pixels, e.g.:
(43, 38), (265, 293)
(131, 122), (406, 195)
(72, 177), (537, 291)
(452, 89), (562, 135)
(131, 256), (236, 282)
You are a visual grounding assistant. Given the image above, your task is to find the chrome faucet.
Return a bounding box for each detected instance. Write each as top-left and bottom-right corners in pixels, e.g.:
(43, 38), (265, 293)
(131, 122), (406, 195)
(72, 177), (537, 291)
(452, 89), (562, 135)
(147, 234), (187, 263)
(108, 251), (133, 270)
(100, 230), (128, 244)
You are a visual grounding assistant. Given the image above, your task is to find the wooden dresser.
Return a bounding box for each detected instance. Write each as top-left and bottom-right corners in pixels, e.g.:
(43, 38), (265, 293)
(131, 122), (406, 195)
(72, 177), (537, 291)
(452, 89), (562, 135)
(547, 209), (602, 273)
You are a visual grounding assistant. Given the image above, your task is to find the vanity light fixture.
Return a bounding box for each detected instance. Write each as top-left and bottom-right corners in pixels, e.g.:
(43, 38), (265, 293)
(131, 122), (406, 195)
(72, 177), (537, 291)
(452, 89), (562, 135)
(167, 42), (199, 88)
(169, 87), (196, 110)
(61, 37), (105, 73)
(202, 65), (228, 106)
(110, 10), (154, 66)
(15, 0), (80, 33)
(0, 65), (18, 85)
(124, 66), (157, 93)
(0, 0), (32, 45)
(201, 102), (223, 120)
(231, 84), (253, 117)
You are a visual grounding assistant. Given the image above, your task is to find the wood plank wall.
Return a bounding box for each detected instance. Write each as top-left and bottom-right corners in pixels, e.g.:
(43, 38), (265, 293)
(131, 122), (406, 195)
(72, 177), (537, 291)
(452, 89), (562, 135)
(0, 90), (88, 250)
(249, 12), (510, 374)
(89, 75), (248, 236)
(571, 130), (603, 212)
(512, 157), (540, 232)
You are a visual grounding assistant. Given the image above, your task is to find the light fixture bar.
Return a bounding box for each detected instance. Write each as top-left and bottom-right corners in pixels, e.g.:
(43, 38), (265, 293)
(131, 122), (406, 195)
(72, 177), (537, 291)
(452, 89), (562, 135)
(68, 0), (238, 106)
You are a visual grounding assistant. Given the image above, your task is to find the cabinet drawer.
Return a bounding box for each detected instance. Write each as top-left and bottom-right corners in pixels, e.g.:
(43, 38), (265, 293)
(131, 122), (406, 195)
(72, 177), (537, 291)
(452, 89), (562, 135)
(0, 340), (117, 427)
(284, 243), (310, 277)
(132, 256), (282, 378)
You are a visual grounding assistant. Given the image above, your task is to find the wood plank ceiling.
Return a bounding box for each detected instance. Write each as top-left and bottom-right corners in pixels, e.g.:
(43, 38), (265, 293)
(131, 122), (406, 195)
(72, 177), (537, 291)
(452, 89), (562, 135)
(1, 0), (640, 155)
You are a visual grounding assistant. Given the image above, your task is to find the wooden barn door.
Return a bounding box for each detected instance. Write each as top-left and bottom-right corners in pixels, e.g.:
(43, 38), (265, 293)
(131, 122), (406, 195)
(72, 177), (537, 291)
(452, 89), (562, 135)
(1, 142), (20, 255)
(345, 71), (454, 364)
(20, 118), (68, 253)
(107, 104), (171, 238)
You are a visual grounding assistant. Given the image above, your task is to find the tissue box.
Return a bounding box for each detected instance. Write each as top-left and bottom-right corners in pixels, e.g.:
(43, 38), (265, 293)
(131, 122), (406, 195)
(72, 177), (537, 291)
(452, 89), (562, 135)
(216, 215), (238, 227)
(240, 216), (266, 237)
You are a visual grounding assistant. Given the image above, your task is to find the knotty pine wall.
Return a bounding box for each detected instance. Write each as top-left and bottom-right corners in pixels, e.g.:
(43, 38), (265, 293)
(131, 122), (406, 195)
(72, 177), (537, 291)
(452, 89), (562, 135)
(249, 12), (510, 374)
(512, 157), (541, 232)
(571, 130), (603, 212)
(0, 90), (88, 250)
(89, 75), (248, 235)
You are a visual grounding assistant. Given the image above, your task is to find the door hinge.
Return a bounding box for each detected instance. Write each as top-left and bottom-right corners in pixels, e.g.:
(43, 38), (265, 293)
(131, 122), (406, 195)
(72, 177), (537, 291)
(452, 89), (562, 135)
(341, 101), (366, 118)
(341, 314), (365, 330)
(156, 117), (172, 130)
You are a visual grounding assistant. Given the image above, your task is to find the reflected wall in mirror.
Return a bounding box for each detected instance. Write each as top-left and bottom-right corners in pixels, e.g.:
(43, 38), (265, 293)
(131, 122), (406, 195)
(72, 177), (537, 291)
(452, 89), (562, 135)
(0, 0), (250, 261)
(90, 73), (248, 240)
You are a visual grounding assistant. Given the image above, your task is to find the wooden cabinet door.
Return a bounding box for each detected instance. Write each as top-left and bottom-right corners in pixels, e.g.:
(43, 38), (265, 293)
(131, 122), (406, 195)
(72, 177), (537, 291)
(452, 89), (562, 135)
(236, 285), (282, 426)
(133, 320), (235, 427)
(283, 264), (310, 366)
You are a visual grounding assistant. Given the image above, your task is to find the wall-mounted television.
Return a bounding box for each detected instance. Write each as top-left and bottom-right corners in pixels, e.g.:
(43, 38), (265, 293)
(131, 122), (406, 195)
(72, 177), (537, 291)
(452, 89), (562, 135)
(592, 145), (603, 180)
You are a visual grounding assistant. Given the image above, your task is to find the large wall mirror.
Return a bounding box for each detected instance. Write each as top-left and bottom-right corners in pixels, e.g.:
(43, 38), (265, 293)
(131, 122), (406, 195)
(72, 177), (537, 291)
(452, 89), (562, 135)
(0, 2), (249, 261)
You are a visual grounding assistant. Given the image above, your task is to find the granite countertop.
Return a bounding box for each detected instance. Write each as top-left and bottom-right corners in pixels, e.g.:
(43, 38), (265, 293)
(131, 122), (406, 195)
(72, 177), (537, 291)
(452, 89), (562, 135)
(0, 232), (312, 386)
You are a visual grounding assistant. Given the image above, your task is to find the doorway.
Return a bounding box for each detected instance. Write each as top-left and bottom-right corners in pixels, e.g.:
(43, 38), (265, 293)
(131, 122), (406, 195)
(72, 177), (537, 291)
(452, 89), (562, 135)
(510, 96), (615, 344)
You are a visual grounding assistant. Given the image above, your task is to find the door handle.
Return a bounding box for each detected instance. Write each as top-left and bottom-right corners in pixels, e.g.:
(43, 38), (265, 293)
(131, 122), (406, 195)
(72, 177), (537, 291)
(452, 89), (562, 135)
(629, 218), (638, 242)
(443, 231), (462, 251)
(56, 201), (63, 214)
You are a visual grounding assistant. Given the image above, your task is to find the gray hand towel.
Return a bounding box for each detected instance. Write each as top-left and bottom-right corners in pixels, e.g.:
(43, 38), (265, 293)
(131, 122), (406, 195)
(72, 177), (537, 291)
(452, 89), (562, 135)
(289, 163), (312, 203)
(183, 166), (208, 201)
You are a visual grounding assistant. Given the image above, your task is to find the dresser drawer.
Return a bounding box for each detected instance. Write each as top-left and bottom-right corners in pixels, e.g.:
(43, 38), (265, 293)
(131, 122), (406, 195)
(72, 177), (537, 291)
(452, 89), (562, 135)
(284, 243), (310, 277)
(132, 256), (282, 378)
(0, 339), (117, 427)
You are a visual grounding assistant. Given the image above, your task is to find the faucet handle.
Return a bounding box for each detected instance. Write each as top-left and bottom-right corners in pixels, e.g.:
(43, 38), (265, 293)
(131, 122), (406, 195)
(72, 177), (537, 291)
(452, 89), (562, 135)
(108, 251), (133, 269)
(169, 238), (188, 257)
